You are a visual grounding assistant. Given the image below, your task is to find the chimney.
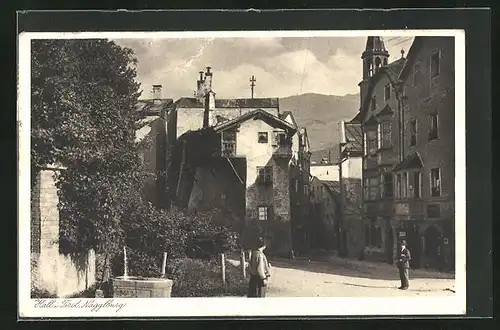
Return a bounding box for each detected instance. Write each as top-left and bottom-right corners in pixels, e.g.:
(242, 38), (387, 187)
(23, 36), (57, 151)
(203, 90), (216, 128)
(196, 71), (205, 98)
(204, 66), (213, 92)
(152, 85), (162, 104)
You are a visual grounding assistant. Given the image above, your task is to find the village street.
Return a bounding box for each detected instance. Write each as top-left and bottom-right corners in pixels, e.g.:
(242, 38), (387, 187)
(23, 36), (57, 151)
(229, 256), (455, 297)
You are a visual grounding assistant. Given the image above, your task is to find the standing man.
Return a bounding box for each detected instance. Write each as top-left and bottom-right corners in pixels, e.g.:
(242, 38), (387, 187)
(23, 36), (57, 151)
(396, 240), (411, 290)
(247, 237), (271, 297)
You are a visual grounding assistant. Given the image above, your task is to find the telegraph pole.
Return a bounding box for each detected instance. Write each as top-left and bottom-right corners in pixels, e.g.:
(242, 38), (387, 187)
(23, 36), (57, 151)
(250, 75), (256, 99)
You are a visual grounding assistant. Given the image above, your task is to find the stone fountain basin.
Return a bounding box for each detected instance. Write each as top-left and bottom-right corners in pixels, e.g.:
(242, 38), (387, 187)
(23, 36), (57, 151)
(112, 276), (173, 298)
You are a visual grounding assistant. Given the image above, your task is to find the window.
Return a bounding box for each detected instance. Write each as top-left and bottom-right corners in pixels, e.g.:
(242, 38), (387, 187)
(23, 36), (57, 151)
(412, 63), (420, 86)
(379, 122), (391, 148)
(371, 96), (376, 111)
(258, 206), (269, 221)
(402, 172), (408, 199)
(304, 184), (309, 195)
(395, 174), (402, 199)
(431, 51), (440, 78)
(382, 173), (393, 198)
(430, 168), (441, 197)
(409, 119), (417, 146)
(257, 166), (273, 183)
(221, 130), (237, 156)
(295, 179), (299, 192)
(258, 132), (268, 143)
(411, 171), (421, 198)
(273, 131), (287, 146)
(365, 130), (378, 155)
(364, 177), (378, 200)
(429, 113), (438, 140)
(384, 84), (391, 101)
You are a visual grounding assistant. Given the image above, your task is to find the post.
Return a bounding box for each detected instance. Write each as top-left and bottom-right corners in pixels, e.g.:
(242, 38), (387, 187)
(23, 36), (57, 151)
(161, 252), (168, 277)
(220, 253), (226, 289)
(240, 249), (246, 278)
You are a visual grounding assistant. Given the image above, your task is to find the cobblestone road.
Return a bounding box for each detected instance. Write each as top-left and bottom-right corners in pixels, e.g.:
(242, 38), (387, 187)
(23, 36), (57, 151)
(229, 256), (455, 297)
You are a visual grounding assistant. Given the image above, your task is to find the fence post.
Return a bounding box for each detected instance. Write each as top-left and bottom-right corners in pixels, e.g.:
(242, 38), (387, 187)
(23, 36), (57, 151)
(221, 253), (226, 289)
(240, 249), (246, 278)
(161, 252), (168, 278)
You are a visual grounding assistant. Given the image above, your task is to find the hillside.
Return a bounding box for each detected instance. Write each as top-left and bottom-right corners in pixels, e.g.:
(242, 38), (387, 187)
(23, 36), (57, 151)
(279, 93), (360, 160)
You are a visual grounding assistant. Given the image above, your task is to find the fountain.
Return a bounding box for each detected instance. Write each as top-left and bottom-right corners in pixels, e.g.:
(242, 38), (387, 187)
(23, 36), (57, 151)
(112, 247), (173, 298)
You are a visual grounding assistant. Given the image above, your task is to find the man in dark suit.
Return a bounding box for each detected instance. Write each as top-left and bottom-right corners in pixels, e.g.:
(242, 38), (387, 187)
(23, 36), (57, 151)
(396, 240), (411, 290)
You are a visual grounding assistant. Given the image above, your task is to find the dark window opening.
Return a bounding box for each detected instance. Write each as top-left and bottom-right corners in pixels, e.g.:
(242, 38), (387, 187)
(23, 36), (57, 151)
(258, 132), (269, 143)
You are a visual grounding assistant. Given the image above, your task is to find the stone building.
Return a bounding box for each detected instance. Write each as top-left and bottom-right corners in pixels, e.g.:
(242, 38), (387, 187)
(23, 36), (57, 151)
(356, 37), (407, 263)
(355, 36), (455, 270)
(166, 68), (311, 255)
(394, 36), (455, 270)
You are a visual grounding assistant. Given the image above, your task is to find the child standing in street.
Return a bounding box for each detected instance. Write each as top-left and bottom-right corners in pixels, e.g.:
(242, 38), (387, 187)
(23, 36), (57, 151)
(247, 237), (271, 297)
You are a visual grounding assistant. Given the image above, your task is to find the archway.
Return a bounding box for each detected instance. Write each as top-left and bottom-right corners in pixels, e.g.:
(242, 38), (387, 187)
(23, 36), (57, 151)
(423, 225), (441, 269)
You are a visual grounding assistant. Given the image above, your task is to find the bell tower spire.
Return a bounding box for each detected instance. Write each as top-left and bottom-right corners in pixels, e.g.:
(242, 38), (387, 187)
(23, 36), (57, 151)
(362, 36), (390, 79)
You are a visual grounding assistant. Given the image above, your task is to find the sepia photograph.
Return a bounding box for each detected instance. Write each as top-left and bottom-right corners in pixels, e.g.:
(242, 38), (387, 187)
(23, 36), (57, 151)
(18, 29), (466, 318)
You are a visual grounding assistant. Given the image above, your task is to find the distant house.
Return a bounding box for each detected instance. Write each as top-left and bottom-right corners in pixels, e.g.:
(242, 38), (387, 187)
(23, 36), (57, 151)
(165, 68), (311, 255)
(308, 177), (341, 251)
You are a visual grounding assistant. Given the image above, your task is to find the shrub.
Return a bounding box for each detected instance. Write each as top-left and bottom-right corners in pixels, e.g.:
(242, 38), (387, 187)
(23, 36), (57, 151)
(171, 258), (248, 297)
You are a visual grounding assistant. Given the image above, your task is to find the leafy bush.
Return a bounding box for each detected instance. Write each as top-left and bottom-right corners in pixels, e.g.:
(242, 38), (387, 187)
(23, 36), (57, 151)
(171, 258), (248, 297)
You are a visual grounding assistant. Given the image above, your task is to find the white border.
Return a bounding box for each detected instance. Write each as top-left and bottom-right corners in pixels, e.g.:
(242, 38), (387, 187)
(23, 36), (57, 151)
(18, 29), (466, 318)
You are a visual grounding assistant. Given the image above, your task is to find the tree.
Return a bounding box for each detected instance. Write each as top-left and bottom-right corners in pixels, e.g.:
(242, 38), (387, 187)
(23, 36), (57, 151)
(31, 39), (143, 256)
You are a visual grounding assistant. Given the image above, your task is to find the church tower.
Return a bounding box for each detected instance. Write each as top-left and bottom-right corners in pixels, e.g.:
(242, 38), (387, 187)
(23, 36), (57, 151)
(358, 37), (390, 108)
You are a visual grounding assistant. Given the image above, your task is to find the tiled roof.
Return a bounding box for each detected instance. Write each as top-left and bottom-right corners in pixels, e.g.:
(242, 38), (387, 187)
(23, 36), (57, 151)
(393, 152), (424, 171)
(399, 37), (423, 80)
(344, 122), (363, 154)
(174, 97), (279, 109)
(136, 99), (173, 115)
(384, 57), (406, 82)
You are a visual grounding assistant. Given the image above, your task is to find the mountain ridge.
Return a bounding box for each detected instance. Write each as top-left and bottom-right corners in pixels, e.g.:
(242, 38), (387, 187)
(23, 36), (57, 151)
(279, 92), (360, 161)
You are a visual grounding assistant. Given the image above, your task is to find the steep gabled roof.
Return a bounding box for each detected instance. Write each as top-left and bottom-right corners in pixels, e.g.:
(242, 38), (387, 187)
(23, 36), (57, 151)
(399, 37), (424, 81)
(213, 108), (297, 133)
(360, 57), (407, 119)
(174, 97), (280, 109)
(393, 152), (424, 172)
(349, 111), (363, 124)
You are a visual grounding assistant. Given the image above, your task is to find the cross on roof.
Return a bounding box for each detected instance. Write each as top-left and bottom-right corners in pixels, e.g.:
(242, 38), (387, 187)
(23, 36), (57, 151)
(250, 75), (256, 99)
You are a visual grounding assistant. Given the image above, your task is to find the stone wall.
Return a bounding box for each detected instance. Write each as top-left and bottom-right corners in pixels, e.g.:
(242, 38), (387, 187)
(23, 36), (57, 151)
(31, 168), (96, 297)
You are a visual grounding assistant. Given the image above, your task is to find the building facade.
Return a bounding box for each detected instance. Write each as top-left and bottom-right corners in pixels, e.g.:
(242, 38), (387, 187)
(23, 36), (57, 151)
(166, 68), (311, 255)
(355, 36), (455, 270)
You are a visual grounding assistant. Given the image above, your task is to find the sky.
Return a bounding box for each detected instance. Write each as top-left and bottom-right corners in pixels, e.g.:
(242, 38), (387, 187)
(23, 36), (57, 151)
(114, 36), (414, 100)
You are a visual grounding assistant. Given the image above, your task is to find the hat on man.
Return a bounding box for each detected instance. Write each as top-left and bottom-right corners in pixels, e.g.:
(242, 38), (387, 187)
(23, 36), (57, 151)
(400, 240), (407, 246)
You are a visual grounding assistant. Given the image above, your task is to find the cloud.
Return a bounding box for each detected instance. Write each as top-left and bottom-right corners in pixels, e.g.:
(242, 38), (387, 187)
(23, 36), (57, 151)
(114, 36), (415, 100)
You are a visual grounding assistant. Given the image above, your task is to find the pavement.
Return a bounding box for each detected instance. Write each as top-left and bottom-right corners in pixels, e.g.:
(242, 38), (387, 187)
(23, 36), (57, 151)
(227, 255), (455, 297)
